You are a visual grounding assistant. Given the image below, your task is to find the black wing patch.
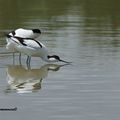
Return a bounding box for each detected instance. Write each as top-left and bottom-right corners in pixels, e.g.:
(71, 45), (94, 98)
(14, 37), (27, 46)
(6, 34), (11, 38)
(34, 40), (42, 48)
(14, 36), (42, 48)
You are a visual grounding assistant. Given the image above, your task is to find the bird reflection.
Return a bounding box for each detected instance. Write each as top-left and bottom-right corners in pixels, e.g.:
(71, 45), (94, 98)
(5, 64), (67, 93)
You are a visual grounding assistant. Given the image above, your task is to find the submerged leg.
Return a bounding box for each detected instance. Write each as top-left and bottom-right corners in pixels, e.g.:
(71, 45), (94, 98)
(26, 56), (31, 69)
(26, 56), (31, 65)
(19, 53), (22, 65)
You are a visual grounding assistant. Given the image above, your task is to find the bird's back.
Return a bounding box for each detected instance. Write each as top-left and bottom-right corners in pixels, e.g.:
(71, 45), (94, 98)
(9, 28), (40, 39)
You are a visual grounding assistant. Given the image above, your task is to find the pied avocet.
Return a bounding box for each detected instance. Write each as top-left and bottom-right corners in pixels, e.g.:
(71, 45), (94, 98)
(6, 35), (70, 67)
(6, 28), (41, 63)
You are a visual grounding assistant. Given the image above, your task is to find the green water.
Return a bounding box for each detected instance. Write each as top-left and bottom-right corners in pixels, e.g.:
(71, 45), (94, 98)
(0, 0), (120, 120)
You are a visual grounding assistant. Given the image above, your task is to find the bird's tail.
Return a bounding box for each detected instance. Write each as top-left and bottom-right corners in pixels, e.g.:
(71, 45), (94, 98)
(6, 34), (12, 38)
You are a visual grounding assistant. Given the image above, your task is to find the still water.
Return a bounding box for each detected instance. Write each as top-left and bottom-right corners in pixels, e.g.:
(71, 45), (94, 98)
(0, 0), (120, 119)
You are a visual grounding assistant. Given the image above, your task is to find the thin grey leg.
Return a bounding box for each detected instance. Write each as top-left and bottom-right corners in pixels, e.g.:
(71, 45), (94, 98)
(19, 53), (22, 65)
(26, 56), (31, 69)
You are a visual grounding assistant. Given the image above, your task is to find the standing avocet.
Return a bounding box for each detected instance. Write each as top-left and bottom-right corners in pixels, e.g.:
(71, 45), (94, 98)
(6, 28), (41, 62)
(6, 35), (70, 67)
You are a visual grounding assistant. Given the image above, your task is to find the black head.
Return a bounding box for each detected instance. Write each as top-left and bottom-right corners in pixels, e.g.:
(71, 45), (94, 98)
(32, 29), (41, 34)
(48, 55), (71, 63)
(53, 55), (61, 60)
(48, 55), (60, 61)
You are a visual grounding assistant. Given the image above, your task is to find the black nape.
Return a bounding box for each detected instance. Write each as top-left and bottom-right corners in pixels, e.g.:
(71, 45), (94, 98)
(32, 29), (41, 34)
(47, 55), (60, 60)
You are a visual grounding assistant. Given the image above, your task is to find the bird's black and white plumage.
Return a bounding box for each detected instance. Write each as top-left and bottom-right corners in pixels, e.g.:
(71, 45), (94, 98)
(6, 28), (41, 63)
(6, 28), (41, 52)
(8, 28), (41, 39)
(6, 35), (70, 66)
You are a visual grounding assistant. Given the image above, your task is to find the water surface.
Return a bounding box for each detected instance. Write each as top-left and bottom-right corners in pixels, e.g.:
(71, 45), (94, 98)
(0, 0), (120, 120)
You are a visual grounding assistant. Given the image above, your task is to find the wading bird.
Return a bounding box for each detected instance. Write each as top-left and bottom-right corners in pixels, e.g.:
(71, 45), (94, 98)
(6, 35), (70, 68)
(6, 28), (41, 63)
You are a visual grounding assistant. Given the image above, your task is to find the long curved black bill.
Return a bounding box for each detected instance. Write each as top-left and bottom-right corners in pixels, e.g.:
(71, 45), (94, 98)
(59, 59), (72, 64)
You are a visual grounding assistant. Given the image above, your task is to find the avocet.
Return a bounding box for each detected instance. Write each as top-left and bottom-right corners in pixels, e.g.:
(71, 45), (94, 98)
(6, 28), (41, 62)
(6, 35), (70, 67)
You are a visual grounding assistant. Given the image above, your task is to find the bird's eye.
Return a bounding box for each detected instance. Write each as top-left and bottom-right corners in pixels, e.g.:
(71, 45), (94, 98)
(54, 55), (60, 60)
